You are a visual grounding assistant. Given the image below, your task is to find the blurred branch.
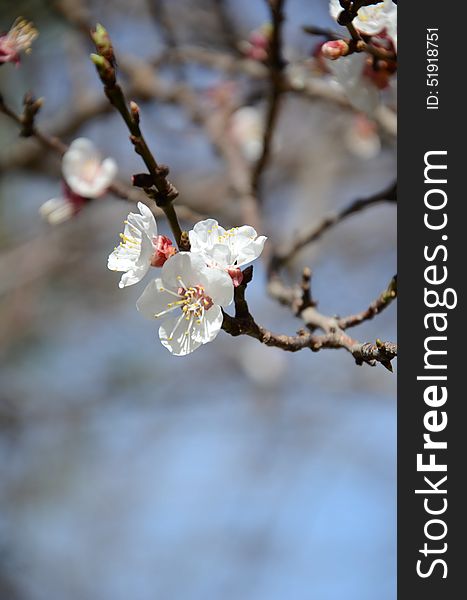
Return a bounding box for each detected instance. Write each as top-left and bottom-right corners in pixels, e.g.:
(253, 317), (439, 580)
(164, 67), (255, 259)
(337, 275), (397, 330)
(212, 0), (242, 53)
(146, 0), (179, 52)
(0, 93), (203, 223)
(164, 47), (397, 135)
(251, 0), (286, 195)
(272, 180), (397, 267)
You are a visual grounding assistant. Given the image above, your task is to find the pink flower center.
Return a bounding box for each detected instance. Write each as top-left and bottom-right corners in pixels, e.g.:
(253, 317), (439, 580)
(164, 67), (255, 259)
(177, 284), (214, 317)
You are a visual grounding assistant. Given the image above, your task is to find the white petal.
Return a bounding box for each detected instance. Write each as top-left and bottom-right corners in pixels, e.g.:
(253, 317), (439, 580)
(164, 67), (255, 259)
(39, 197), (67, 217)
(136, 278), (181, 318)
(160, 252), (204, 291)
(234, 225), (258, 241)
(235, 235), (267, 266)
(192, 305), (223, 344)
(39, 197), (74, 224)
(328, 54), (380, 115)
(329, 0), (341, 20)
(99, 157), (118, 185)
(189, 219), (225, 251)
(197, 266), (234, 307)
(67, 137), (99, 157)
(62, 139), (99, 183)
(159, 315), (202, 356)
(82, 158), (118, 197)
(208, 244), (232, 267)
(119, 267), (149, 288)
(137, 202), (158, 238)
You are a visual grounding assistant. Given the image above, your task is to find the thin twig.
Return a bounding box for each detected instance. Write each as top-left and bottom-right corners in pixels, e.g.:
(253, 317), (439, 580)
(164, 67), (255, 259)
(272, 180), (396, 267)
(223, 266), (396, 369)
(337, 275), (397, 329)
(251, 0), (286, 194)
(91, 39), (184, 247)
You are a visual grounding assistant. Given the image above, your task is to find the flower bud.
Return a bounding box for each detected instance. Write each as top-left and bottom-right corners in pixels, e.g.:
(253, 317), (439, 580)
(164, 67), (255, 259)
(90, 53), (115, 85)
(132, 173), (154, 188)
(130, 100), (140, 124)
(91, 23), (115, 66)
(151, 235), (177, 267)
(321, 39), (349, 60)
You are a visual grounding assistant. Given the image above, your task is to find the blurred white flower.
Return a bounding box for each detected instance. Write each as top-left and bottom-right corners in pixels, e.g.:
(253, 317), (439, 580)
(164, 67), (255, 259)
(108, 202), (176, 288)
(327, 53), (380, 115)
(62, 138), (117, 198)
(39, 197), (75, 225)
(344, 114), (381, 160)
(189, 218), (267, 286)
(0, 17), (37, 65)
(39, 184), (87, 225)
(330, 0), (397, 43)
(137, 252), (234, 356)
(230, 106), (264, 162)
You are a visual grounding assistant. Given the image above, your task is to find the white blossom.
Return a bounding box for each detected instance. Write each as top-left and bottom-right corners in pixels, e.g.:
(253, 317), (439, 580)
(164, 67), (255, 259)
(330, 0), (397, 42)
(189, 218), (267, 285)
(62, 138), (117, 198)
(108, 202), (160, 288)
(137, 252), (234, 356)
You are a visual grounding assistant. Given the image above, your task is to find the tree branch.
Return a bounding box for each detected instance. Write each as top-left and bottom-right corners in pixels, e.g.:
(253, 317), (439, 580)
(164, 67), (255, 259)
(338, 275), (397, 329)
(272, 180), (397, 268)
(251, 0), (286, 195)
(222, 266), (397, 369)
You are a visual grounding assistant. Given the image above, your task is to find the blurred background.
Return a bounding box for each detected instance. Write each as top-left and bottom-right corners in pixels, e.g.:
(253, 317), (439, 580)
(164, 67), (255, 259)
(0, 1), (396, 599)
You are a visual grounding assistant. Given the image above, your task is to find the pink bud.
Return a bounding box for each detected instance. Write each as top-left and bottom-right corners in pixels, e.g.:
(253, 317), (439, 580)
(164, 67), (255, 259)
(249, 30), (269, 50)
(321, 40), (349, 60)
(228, 267), (244, 287)
(247, 46), (268, 62)
(151, 235), (177, 267)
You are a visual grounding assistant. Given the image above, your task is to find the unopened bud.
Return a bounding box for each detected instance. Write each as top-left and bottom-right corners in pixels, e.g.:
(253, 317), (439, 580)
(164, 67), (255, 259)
(23, 92), (44, 115)
(91, 23), (115, 66)
(90, 53), (115, 85)
(20, 92), (44, 137)
(130, 100), (140, 124)
(132, 173), (153, 188)
(321, 39), (349, 60)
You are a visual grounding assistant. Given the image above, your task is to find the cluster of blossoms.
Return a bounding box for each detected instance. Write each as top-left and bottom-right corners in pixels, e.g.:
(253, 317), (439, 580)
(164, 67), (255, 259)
(40, 138), (118, 224)
(0, 17), (37, 66)
(108, 207), (267, 356)
(320, 0), (397, 115)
